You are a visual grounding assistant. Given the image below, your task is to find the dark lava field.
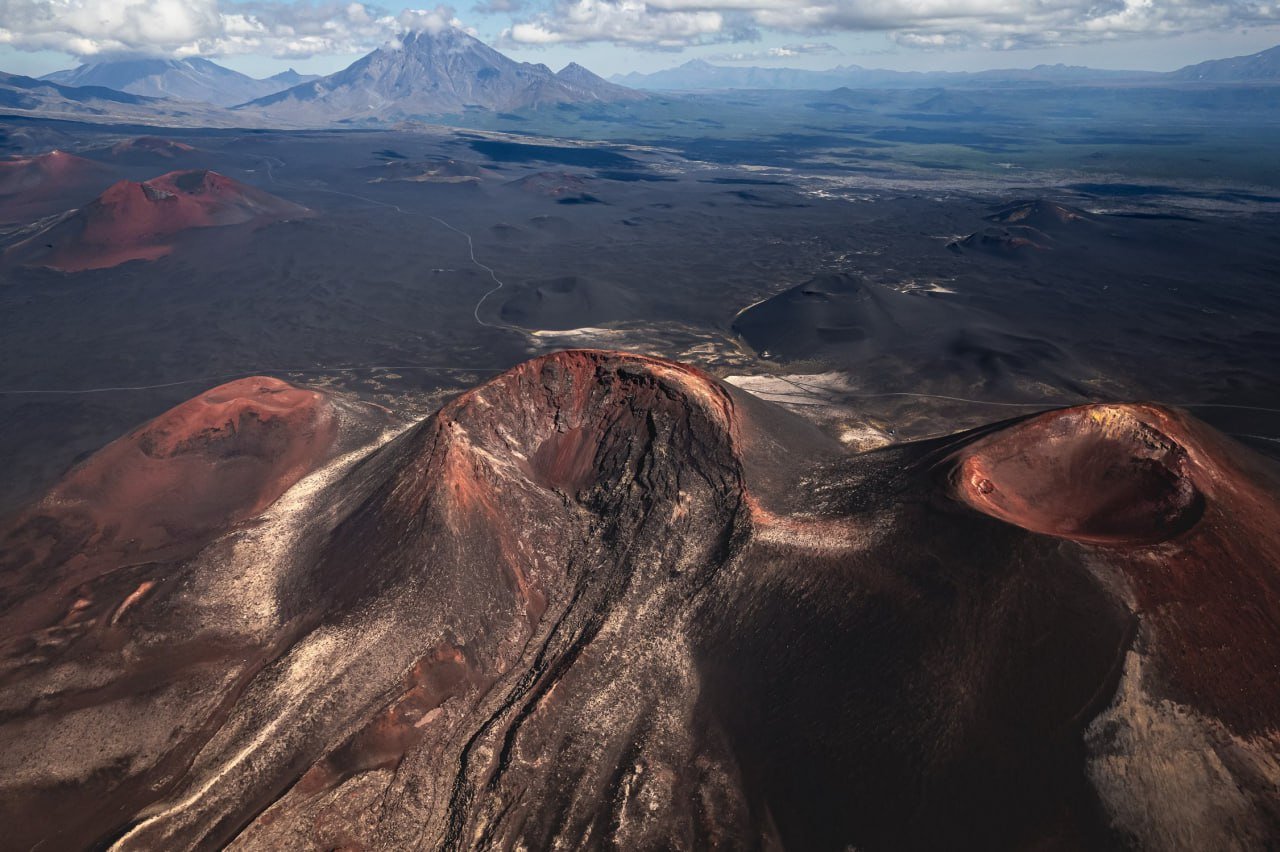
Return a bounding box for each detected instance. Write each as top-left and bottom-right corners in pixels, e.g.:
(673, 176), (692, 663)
(2, 117), (1278, 514)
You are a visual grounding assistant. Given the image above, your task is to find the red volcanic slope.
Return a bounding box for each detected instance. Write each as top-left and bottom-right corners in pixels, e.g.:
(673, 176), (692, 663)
(954, 405), (1203, 545)
(0, 377), (337, 625)
(49, 375), (334, 551)
(953, 402), (1280, 734)
(11, 169), (309, 271)
(0, 150), (112, 222)
(109, 136), (197, 158)
(72, 376), (334, 539)
(0, 150), (101, 196)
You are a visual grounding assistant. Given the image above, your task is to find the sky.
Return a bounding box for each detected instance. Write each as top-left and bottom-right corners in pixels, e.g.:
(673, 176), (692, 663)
(0, 0), (1278, 80)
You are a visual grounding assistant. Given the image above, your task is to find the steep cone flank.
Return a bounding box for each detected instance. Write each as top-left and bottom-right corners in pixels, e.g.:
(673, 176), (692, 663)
(8, 169), (309, 271)
(0, 375), (387, 852)
(305, 350), (742, 617)
(0, 352), (1278, 851)
(952, 402), (1280, 734)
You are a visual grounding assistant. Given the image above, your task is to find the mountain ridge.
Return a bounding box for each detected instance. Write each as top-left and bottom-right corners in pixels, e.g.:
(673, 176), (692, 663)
(0, 70), (238, 126)
(42, 57), (304, 107)
(1170, 44), (1280, 82)
(612, 43), (1280, 90)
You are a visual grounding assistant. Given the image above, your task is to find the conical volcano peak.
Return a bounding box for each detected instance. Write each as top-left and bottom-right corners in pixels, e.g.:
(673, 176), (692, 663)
(243, 27), (643, 120)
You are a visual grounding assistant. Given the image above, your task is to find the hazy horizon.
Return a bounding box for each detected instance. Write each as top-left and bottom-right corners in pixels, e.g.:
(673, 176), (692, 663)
(2, 0), (1278, 82)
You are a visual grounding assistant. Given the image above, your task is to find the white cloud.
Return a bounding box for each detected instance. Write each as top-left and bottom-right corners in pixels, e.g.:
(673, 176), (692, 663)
(0, 0), (463, 59)
(504, 0), (1280, 49)
(502, 0), (727, 47)
(707, 40), (836, 59)
(474, 0), (525, 14)
(2, 0), (1276, 58)
(398, 5), (465, 32)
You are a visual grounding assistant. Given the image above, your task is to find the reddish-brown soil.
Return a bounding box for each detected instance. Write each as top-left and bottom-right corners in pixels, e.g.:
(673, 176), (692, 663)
(986, 199), (1094, 228)
(8, 169), (309, 271)
(0, 377), (337, 634)
(954, 405), (1203, 545)
(56, 375), (335, 545)
(953, 403), (1280, 734)
(27, 375), (332, 552)
(950, 226), (1053, 254)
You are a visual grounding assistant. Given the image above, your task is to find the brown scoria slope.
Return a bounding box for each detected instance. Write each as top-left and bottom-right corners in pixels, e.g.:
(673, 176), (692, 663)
(0, 375), (389, 852)
(0, 350), (1277, 851)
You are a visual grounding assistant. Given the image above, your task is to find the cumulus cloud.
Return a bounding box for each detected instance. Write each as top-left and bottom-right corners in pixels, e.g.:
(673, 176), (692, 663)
(0, 0), (462, 59)
(474, 0), (525, 15)
(501, 0), (732, 47)
(398, 5), (465, 32)
(4, 0), (1277, 58)
(707, 40), (835, 59)
(504, 0), (1280, 49)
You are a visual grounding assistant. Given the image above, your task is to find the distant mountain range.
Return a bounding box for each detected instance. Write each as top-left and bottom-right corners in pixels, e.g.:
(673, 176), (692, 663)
(612, 44), (1280, 90)
(0, 71), (236, 126)
(242, 29), (643, 123)
(1169, 44), (1280, 82)
(611, 59), (1150, 90)
(42, 58), (318, 107)
(8, 30), (639, 126)
(12, 38), (1279, 128)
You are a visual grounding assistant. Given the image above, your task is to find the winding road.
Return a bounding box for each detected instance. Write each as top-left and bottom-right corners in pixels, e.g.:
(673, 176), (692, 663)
(257, 155), (509, 330)
(3, 154), (1278, 439)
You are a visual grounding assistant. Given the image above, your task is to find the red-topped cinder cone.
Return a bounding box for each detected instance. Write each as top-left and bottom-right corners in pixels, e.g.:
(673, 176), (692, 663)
(952, 404), (1204, 545)
(0, 150), (100, 194)
(6, 169), (309, 271)
(952, 402), (1280, 736)
(0, 377), (337, 586)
